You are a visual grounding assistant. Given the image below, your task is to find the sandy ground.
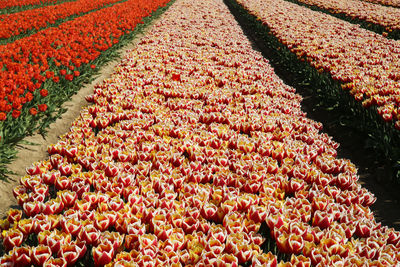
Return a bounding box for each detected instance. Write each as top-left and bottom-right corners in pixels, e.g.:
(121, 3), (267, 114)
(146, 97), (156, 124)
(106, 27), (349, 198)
(0, 24), (157, 219)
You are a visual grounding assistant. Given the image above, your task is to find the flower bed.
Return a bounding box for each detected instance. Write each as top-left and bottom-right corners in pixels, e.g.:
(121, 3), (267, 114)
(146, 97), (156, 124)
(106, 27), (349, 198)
(0, 0), (63, 9)
(232, 0), (400, 179)
(288, 0), (400, 39)
(235, 0), (400, 119)
(0, 0), (75, 15)
(362, 0), (400, 8)
(0, 0), (124, 41)
(0, 0), (171, 178)
(1, 0), (399, 265)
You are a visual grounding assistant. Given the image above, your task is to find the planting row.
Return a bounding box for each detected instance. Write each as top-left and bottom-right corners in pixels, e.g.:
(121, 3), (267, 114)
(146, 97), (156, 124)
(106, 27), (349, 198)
(0, 0), (171, 178)
(236, 0), (400, 130)
(226, 0), (400, 182)
(0, 0), (124, 40)
(1, 0), (399, 265)
(289, 0), (400, 38)
(0, 0), (73, 13)
(362, 0), (400, 7)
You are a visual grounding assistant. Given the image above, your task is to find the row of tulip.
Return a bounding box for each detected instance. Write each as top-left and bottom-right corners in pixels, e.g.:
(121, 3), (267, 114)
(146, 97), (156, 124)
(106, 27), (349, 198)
(226, 0), (400, 183)
(362, 0), (400, 7)
(236, 0), (400, 129)
(0, 0), (66, 9)
(1, 0), (399, 265)
(290, 0), (400, 34)
(0, 0), (168, 117)
(0, 0), (171, 178)
(0, 0), (125, 40)
(0, 0), (75, 15)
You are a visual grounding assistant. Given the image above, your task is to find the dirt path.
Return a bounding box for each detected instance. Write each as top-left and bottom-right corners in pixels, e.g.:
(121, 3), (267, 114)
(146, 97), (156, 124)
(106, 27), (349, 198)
(0, 20), (160, 219)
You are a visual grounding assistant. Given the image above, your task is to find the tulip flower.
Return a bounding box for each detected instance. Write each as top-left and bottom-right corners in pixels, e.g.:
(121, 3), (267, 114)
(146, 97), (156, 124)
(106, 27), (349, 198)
(94, 213), (111, 232)
(93, 241), (115, 266)
(7, 209), (23, 224)
(2, 228), (25, 251)
(11, 246), (32, 267)
(58, 190), (77, 207)
(61, 217), (82, 237)
(79, 224), (101, 246)
(0, 0), (399, 265)
(312, 210), (334, 229)
(32, 245), (52, 266)
(0, 254), (13, 266)
(44, 257), (68, 267)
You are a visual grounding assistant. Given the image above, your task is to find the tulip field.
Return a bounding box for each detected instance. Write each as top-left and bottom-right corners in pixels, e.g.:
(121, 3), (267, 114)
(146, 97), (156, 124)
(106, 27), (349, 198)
(363, 0), (400, 7)
(0, 0), (171, 177)
(230, 0), (400, 177)
(1, 0), (400, 265)
(287, 0), (400, 39)
(0, 0), (66, 10)
(0, 0), (124, 41)
(235, 0), (400, 122)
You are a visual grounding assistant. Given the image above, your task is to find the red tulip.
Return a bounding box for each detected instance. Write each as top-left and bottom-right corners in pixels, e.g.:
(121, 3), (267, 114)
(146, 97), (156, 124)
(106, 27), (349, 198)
(181, 216), (200, 234)
(252, 252), (277, 267)
(55, 176), (72, 190)
(94, 213), (111, 232)
(21, 175), (42, 190)
(79, 224), (101, 246)
(214, 254), (238, 267)
(34, 216), (52, 233)
(43, 257), (67, 267)
(32, 245), (52, 266)
(312, 210), (333, 229)
(58, 190), (77, 207)
(26, 165), (42, 176)
(57, 243), (82, 266)
(0, 254), (13, 266)
(101, 231), (124, 251)
(355, 220), (373, 238)
(61, 217), (81, 237)
(43, 197), (64, 215)
(23, 201), (43, 217)
(93, 242), (114, 266)
(201, 202), (218, 220)
(7, 209), (23, 224)
(248, 205), (268, 223)
(205, 238), (225, 255)
(46, 231), (71, 254)
(58, 163), (72, 177)
(13, 185), (27, 198)
(11, 246), (32, 267)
